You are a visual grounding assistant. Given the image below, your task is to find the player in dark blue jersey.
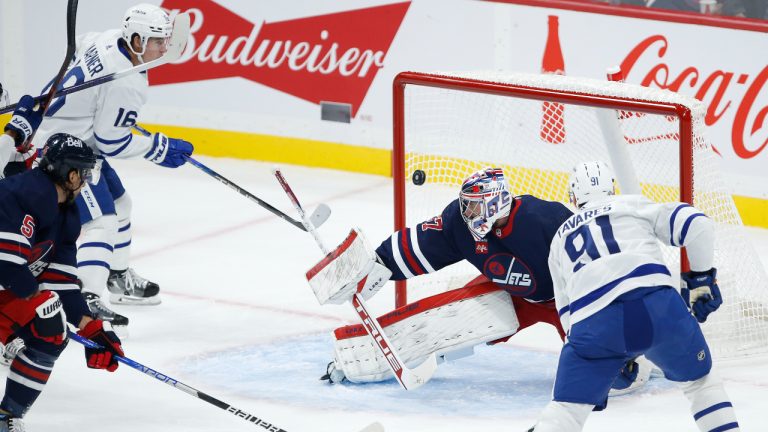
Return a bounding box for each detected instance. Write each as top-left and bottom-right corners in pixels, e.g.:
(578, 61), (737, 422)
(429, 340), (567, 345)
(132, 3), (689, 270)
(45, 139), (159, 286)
(377, 168), (573, 304)
(317, 168), (575, 384)
(0, 113), (125, 431)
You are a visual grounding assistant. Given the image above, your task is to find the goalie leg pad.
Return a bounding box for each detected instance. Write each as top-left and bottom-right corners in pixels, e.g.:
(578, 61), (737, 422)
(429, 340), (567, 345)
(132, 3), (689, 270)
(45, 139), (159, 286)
(331, 284), (520, 383)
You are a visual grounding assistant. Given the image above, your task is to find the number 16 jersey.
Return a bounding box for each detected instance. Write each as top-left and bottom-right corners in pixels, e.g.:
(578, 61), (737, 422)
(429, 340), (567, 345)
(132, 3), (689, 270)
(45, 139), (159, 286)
(32, 30), (155, 159)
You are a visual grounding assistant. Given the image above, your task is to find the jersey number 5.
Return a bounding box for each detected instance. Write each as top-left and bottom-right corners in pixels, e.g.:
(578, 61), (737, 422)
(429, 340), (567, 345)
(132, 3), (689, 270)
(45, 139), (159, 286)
(564, 215), (620, 272)
(20, 215), (35, 239)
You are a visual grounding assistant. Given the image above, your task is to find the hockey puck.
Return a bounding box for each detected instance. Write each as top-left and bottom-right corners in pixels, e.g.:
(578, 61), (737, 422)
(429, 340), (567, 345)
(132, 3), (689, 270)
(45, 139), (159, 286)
(412, 169), (426, 186)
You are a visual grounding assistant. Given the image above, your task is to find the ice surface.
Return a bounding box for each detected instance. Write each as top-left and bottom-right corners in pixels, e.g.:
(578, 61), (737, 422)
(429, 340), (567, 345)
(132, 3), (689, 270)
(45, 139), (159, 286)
(5, 157), (766, 431)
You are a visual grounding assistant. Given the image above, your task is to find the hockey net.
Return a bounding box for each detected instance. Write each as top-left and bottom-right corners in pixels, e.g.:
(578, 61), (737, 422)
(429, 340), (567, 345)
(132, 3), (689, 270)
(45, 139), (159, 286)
(393, 71), (768, 360)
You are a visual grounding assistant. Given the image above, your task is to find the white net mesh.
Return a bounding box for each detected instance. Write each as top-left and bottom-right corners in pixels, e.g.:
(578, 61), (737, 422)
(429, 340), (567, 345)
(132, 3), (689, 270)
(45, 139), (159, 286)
(397, 71), (768, 359)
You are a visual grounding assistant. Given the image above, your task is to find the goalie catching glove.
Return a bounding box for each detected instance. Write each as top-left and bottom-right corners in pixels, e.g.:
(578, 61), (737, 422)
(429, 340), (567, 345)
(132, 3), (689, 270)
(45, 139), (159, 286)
(305, 228), (392, 305)
(681, 268), (722, 323)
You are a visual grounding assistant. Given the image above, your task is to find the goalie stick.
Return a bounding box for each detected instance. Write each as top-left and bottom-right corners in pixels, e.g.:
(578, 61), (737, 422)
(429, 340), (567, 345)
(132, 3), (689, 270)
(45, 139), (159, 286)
(69, 332), (384, 432)
(131, 124), (330, 231)
(0, 11), (190, 115)
(21, 0), (78, 145)
(273, 168), (438, 391)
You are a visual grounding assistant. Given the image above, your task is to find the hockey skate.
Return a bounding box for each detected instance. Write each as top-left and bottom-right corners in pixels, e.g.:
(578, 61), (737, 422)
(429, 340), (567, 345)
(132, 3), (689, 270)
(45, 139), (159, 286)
(320, 361), (346, 384)
(83, 292), (129, 326)
(107, 268), (161, 306)
(0, 338), (25, 367)
(0, 413), (25, 432)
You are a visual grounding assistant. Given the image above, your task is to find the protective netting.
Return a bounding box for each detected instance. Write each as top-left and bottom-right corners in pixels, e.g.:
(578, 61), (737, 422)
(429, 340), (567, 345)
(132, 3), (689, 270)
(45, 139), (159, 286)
(397, 71), (768, 359)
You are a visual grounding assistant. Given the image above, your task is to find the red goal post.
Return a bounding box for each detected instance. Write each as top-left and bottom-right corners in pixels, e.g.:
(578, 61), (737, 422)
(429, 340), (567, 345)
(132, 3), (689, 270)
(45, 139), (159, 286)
(391, 71), (768, 359)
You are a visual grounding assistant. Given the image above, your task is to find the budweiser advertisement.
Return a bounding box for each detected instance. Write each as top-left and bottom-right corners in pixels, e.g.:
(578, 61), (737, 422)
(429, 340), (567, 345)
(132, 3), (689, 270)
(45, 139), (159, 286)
(155, 0), (410, 117)
(6, 0), (767, 199)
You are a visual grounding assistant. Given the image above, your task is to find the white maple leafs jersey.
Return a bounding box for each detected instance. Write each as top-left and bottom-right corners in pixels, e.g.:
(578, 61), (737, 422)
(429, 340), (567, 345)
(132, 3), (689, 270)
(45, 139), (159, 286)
(548, 194), (714, 332)
(32, 30), (153, 158)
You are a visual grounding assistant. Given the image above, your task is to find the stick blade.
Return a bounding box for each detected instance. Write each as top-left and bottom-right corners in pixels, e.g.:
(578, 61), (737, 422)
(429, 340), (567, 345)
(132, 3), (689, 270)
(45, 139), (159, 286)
(309, 203), (331, 228)
(356, 422), (385, 432)
(399, 353), (438, 390)
(164, 11), (190, 63)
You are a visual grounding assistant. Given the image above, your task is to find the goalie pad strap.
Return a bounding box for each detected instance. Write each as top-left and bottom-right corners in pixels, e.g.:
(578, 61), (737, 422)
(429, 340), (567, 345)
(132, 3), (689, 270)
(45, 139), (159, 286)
(332, 284), (520, 383)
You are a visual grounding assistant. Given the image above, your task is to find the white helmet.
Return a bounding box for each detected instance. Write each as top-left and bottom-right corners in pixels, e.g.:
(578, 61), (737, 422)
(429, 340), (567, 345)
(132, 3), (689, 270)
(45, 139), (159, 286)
(122, 4), (172, 61)
(568, 161), (615, 208)
(459, 168), (513, 240)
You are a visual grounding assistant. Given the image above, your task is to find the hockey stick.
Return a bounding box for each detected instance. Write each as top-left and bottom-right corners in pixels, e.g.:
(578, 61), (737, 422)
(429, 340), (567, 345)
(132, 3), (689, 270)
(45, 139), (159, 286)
(68, 332), (287, 431)
(0, 12), (190, 115)
(21, 0), (78, 144)
(273, 168), (438, 391)
(131, 124), (330, 231)
(69, 332), (384, 432)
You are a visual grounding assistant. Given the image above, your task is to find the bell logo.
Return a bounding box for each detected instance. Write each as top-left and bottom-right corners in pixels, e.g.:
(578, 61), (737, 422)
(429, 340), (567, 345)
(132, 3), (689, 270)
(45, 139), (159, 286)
(155, 0), (411, 117)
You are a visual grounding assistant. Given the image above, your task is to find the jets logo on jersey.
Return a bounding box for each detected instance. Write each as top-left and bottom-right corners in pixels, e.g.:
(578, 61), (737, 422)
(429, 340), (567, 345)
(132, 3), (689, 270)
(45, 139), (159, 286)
(483, 253), (536, 296)
(28, 240), (55, 277)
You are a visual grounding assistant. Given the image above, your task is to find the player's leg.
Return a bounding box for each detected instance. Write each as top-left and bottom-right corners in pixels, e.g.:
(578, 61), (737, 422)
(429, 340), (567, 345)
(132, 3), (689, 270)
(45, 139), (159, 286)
(532, 343), (624, 431)
(324, 283), (520, 383)
(0, 292), (68, 429)
(532, 300), (634, 432)
(0, 334), (67, 428)
(105, 164), (161, 306)
(76, 163), (128, 326)
(642, 288), (740, 432)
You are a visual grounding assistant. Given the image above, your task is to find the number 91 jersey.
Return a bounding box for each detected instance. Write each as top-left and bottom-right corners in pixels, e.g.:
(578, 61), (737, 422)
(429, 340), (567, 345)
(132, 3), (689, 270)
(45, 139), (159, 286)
(548, 194), (713, 331)
(32, 30), (154, 160)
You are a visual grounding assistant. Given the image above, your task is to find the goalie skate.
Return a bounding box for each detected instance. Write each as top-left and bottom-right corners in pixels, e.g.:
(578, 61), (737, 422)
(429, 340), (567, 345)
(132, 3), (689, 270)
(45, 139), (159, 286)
(107, 268), (161, 306)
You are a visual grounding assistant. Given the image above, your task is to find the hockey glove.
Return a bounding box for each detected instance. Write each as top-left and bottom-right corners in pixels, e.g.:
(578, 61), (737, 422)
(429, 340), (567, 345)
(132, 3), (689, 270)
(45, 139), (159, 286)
(0, 291), (67, 345)
(3, 147), (37, 178)
(78, 319), (124, 372)
(4, 95), (43, 150)
(306, 229), (392, 305)
(611, 358), (640, 391)
(144, 132), (194, 168)
(681, 268), (722, 323)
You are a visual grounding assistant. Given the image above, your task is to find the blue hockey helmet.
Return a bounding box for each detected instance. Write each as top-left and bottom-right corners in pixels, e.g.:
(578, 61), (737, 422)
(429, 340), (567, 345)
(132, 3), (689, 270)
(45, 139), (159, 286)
(39, 133), (96, 185)
(459, 168), (513, 239)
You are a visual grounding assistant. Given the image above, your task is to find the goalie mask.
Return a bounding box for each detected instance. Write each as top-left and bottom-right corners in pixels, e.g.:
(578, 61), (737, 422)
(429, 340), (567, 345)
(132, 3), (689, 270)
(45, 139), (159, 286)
(122, 3), (173, 62)
(459, 168), (512, 240)
(568, 161), (615, 208)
